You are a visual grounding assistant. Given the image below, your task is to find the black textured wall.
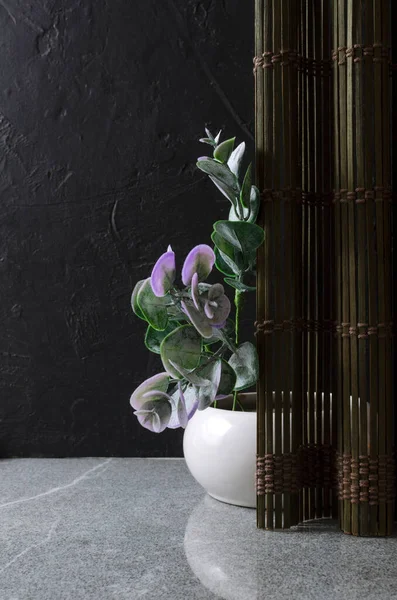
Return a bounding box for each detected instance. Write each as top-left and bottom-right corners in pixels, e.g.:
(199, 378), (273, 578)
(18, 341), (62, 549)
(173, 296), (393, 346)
(0, 1), (254, 456)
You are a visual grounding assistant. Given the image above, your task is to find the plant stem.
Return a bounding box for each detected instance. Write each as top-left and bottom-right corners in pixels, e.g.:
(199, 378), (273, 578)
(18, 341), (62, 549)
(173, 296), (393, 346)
(232, 289), (244, 411)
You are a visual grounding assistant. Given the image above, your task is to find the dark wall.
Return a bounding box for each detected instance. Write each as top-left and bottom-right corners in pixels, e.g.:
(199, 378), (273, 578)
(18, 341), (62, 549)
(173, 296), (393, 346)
(0, 1), (254, 457)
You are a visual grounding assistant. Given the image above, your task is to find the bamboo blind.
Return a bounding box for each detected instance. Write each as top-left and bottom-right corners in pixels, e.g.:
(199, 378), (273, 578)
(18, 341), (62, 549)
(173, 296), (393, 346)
(255, 0), (395, 536)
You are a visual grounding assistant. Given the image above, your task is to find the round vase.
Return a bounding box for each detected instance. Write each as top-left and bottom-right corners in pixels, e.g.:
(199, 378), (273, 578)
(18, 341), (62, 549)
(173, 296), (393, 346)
(183, 393), (256, 508)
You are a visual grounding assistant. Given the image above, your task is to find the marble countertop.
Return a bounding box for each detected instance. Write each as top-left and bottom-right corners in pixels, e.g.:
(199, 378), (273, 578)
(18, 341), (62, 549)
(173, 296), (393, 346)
(1, 458), (396, 600)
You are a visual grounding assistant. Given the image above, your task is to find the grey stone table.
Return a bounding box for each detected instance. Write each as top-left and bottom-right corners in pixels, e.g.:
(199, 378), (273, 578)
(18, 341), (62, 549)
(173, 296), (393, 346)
(1, 459), (396, 600)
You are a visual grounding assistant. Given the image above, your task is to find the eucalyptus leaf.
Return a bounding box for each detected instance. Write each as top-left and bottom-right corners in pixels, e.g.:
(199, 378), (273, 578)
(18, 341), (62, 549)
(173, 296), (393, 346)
(214, 247), (241, 277)
(196, 158), (239, 205)
(168, 360), (210, 386)
(131, 280), (147, 321)
(202, 318), (234, 345)
(209, 176), (238, 208)
(213, 137), (235, 163)
(205, 127), (215, 141)
(248, 185), (260, 222)
(134, 398), (172, 433)
(130, 372), (170, 410)
(213, 220), (264, 257)
(240, 163), (252, 210)
(228, 342), (259, 391)
(199, 137), (214, 145)
(224, 279), (256, 292)
(217, 360), (237, 396)
(228, 185), (260, 224)
(168, 384), (198, 428)
(145, 322), (180, 354)
(160, 325), (202, 379)
(181, 301), (213, 339)
(194, 359), (222, 410)
(137, 278), (169, 331)
(227, 142), (246, 179)
(212, 231), (245, 273)
(166, 304), (188, 321)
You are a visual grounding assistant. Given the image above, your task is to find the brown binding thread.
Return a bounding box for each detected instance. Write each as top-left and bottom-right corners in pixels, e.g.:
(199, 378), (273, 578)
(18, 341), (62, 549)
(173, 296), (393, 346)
(336, 453), (396, 505)
(253, 52), (331, 75)
(261, 189), (333, 206)
(333, 188), (392, 204)
(332, 44), (390, 65)
(256, 454), (301, 495)
(333, 322), (395, 338)
(261, 188), (303, 203)
(258, 451), (396, 504)
(255, 318), (335, 336)
(256, 445), (335, 495)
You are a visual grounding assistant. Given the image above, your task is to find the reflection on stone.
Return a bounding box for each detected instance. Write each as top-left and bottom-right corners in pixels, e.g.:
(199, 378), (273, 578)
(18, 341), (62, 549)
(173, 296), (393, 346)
(184, 495), (259, 600)
(184, 494), (397, 600)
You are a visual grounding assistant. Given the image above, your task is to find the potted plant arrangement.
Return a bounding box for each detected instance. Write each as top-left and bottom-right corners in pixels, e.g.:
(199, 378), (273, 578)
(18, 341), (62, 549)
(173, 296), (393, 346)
(130, 129), (264, 507)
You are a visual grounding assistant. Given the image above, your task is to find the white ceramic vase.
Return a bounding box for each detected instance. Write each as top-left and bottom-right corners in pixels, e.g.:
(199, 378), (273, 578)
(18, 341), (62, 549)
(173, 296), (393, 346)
(183, 393), (256, 508)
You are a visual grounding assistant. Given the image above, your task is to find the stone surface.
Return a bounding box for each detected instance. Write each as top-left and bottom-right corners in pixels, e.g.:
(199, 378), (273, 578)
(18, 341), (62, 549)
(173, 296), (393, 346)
(0, 458), (396, 600)
(0, 0), (254, 458)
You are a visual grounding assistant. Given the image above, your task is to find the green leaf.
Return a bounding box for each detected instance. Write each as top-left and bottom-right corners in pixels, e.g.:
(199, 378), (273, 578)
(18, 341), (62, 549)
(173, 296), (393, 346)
(212, 220), (261, 275)
(228, 342), (259, 391)
(227, 142), (245, 179)
(214, 247), (239, 277)
(199, 137), (215, 146)
(240, 163), (252, 209)
(137, 278), (169, 331)
(228, 185), (260, 224)
(218, 360), (237, 396)
(213, 220), (264, 256)
(145, 322), (180, 354)
(160, 325), (202, 379)
(213, 137), (235, 163)
(168, 360), (209, 386)
(212, 231), (245, 273)
(205, 127), (215, 141)
(248, 185), (260, 222)
(194, 359), (222, 410)
(131, 280), (147, 321)
(181, 301), (213, 339)
(224, 279), (256, 292)
(196, 158), (239, 206)
(202, 318), (235, 346)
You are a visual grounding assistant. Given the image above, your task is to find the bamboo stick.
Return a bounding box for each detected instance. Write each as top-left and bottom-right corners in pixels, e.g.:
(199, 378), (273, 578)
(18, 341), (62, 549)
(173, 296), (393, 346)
(307, 0), (317, 522)
(272, 1), (283, 530)
(255, 0), (266, 530)
(374, 0), (387, 537)
(281, 0), (292, 530)
(353, 0), (369, 537)
(381, 0), (393, 536)
(263, 0), (275, 531)
(314, 0), (323, 520)
(333, 0), (344, 530)
(321, 0), (333, 520)
(364, 0), (379, 537)
(346, 0), (360, 537)
(295, 0), (304, 527)
(289, 1), (302, 525)
(300, 0), (308, 523)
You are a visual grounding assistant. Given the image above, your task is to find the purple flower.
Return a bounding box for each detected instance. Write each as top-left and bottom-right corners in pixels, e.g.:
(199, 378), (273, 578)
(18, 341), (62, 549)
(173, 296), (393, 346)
(181, 283), (231, 338)
(182, 244), (215, 286)
(203, 283), (230, 326)
(151, 246), (176, 297)
(130, 373), (172, 433)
